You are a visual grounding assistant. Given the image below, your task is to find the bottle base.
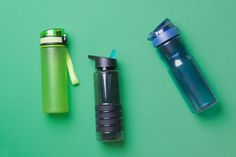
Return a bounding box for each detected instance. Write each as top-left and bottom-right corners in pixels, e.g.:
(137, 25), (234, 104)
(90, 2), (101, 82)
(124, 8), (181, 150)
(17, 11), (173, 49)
(97, 132), (123, 142)
(194, 99), (217, 113)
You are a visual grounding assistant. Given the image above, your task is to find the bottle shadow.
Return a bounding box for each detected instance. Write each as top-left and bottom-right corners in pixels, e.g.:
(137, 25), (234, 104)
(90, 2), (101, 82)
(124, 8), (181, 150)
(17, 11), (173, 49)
(46, 112), (70, 120)
(101, 139), (126, 147)
(197, 102), (223, 120)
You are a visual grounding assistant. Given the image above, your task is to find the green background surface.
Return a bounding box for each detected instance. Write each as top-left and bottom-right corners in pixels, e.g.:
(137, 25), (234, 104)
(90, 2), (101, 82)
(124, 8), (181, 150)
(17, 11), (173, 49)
(0, 0), (235, 157)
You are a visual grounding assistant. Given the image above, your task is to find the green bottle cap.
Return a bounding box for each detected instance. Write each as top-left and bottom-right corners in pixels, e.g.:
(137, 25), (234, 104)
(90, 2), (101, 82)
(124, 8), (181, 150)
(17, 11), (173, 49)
(40, 28), (67, 45)
(40, 28), (66, 38)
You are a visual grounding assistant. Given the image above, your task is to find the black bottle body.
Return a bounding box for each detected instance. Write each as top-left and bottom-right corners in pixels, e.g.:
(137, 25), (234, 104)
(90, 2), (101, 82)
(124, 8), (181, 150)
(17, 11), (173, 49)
(94, 69), (123, 142)
(159, 37), (217, 112)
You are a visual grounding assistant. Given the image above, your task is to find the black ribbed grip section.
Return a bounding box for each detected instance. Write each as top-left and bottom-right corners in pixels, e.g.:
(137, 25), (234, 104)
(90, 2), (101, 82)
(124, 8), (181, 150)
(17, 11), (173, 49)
(96, 103), (122, 133)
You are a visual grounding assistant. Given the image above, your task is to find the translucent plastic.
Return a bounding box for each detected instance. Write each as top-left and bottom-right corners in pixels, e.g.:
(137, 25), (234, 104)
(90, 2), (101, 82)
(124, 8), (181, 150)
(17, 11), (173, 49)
(94, 70), (123, 142)
(159, 37), (217, 113)
(148, 18), (217, 113)
(169, 54), (217, 113)
(94, 70), (120, 103)
(41, 45), (68, 113)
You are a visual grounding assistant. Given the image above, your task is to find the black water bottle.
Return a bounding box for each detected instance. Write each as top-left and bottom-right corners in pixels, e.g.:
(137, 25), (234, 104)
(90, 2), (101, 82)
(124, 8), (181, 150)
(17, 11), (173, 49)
(88, 51), (123, 142)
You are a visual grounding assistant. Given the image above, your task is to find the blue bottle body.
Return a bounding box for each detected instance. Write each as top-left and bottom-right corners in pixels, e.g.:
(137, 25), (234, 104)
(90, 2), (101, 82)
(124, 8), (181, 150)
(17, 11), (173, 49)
(169, 55), (216, 112)
(149, 19), (217, 113)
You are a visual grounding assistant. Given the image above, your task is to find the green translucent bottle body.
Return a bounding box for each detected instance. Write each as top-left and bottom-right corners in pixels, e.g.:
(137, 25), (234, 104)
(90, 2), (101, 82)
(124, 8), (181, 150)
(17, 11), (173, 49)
(41, 45), (68, 113)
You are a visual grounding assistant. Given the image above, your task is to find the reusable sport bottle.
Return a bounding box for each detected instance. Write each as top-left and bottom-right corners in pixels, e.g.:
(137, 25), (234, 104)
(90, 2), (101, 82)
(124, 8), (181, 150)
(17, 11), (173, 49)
(88, 50), (123, 142)
(148, 18), (217, 113)
(40, 28), (78, 113)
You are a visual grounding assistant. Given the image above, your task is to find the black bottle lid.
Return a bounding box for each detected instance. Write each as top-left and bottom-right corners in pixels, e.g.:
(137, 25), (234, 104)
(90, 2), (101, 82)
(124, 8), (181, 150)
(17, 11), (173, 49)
(88, 55), (117, 69)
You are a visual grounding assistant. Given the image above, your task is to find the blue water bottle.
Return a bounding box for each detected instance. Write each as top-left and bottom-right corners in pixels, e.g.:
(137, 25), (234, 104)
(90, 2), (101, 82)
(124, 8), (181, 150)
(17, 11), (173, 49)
(148, 18), (217, 113)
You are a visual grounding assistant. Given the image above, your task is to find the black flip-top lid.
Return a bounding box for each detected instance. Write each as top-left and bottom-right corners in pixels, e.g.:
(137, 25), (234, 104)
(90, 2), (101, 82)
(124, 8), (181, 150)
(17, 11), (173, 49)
(88, 55), (117, 69)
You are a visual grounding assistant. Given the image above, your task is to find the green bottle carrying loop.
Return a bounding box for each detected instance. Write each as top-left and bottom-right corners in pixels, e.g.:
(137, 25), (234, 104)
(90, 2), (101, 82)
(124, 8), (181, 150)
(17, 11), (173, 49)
(40, 28), (79, 113)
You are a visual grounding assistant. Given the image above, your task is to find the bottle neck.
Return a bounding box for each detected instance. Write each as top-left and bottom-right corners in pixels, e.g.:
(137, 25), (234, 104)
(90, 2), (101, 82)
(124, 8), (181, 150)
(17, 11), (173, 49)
(40, 36), (67, 46)
(97, 67), (116, 71)
(158, 36), (187, 62)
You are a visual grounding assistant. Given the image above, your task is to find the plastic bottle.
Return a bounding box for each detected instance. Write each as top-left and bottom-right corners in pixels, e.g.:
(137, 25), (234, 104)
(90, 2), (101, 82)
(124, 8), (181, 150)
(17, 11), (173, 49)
(40, 28), (78, 113)
(148, 19), (217, 113)
(88, 50), (123, 142)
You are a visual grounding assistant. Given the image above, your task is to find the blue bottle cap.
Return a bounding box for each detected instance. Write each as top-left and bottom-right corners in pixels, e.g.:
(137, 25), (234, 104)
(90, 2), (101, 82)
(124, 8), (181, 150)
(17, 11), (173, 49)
(148, 18), (179, 47)
(109, 49), (117, 59)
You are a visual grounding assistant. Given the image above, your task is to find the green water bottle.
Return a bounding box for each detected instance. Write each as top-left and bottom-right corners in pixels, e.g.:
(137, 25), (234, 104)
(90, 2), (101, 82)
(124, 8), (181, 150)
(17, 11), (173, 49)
(40, 28), (79, 113)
